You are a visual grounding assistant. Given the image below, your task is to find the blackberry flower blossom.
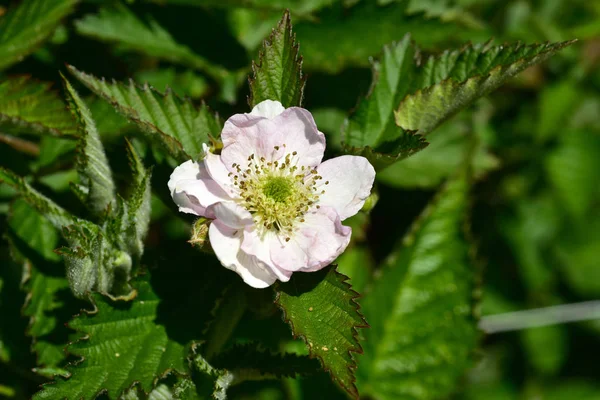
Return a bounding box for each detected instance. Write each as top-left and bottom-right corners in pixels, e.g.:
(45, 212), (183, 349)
(168, 100), (375, 288)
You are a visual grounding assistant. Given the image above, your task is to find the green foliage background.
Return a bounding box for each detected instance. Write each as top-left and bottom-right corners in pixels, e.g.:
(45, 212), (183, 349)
(0, 0), (599, 399)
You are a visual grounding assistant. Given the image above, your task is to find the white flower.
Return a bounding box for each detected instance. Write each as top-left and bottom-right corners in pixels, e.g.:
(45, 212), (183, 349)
(168, 100), (376, 288)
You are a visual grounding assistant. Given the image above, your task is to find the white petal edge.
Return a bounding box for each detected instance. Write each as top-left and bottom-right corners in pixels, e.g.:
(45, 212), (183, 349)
(209, 221), (277, 289)
(315, 155), (376, 220)
(250, 100), (286, 119)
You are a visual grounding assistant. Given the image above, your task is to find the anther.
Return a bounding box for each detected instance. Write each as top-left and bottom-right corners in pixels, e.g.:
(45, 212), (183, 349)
(274, 146), (280, 150)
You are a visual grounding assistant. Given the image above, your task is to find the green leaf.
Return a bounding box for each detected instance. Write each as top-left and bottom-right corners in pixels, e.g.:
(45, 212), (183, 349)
(120, 140), (152, 260)
(0, 0), (77, 70)
(147, 0), (333, 15)
(341, 36), (428, 169)
(357, 171), (479, 400)
(521, 325), (567, 376)
(249, 10), (305, 108)
(0, 167), (78, 229)
(63, 76), (116, 216)
(396, 40), (575, 134)
(68, 65), (222, 163)
(33, 277), (190, 400)
(74, 4), (229, 83)
(275, 266), (368, 398)
(135, 68), (209, 100)
(0, 77), (77, 136)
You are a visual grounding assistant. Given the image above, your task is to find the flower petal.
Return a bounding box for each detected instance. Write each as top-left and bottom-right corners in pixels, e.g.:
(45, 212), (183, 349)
(249, 100), (285, 119)
(209, 201), (253, 229)
(168, 160), (230, 216)
(315, 155), (375, 220)
(270, 206), (351, 272)
(202, 147), (238, 198)
(241, 228), (292, 282)
(209, 221), (278, 288)
(272, 107), (326, 168)
(220, 107), (326, 172)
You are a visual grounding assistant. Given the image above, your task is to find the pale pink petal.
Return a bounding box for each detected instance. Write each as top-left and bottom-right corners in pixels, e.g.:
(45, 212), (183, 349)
(220, 107), (326, 172)
(203, 149), (238, 198)
(209, 221), (277, 288)
(249, 100), (285, 119)
(315, 155), (375, 220)
(221, 117), (285, 171)
(271, 107), (326, 168)
(168, 160), (229, 216)
(270, 206), (351, 272)
(208, 201), (253, 229)
(241, 228), (292, 282)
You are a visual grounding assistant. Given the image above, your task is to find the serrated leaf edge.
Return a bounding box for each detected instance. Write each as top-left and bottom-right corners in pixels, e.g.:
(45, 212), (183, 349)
(273, 266), (369, 399)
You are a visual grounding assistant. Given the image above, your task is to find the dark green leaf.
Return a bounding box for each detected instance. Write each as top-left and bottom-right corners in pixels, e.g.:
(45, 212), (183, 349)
(249, 10), (305, 108)
(358, 170), (479, 400)
(396, 40), (575, 134)
(63, 76), (116, 216)
(275, 266), (368, 398)
(68, 65), (221, 162)
(33, 277), (190, 400)
(0, 77), (77, 136)
(0, 0), (77, 70)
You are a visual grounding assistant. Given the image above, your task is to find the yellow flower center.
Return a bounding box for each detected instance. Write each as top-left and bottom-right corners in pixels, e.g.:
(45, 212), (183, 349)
(229, 145), (328, 239)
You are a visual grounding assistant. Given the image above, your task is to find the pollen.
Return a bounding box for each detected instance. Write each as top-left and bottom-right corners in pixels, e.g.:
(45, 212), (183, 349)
(235, 147), (324, 236)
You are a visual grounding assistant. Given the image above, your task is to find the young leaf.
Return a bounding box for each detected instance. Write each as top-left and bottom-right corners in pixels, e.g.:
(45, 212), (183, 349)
(74, 4), (229, 83)
(357, 171), (479, 400)
(68, 65), (222, 162)
(396, 40), (576, 134)
(0, 77), (77, 136)
(249, 10), (305, 108)
(342, 36), (428, 170)
(0, 0), (77, 70)
(33, 277), (190, 400)
(275, 266), (368, 398)
(120, 140), (152, 259)
(63, 76), (116, 217)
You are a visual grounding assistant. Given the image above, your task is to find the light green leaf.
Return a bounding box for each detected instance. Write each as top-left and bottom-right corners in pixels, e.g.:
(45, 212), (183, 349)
(74, 4), (229, 83)
(33, 278), (190, 400)
(358, 171), (479, 400)
(249, 10), (305, 108)
(521, 325), (567, 376)
(68, 65), (222, 162)
(341, 36), (428, 169)
(396, 40), (575, 134)
(0, 77), (77, 136)
(378, 0), (483, 28)
(0, 0), (77, 70)
(63, 76), (116, 217)
(275, 266), (368, 398)
(335, 246), (372, 295)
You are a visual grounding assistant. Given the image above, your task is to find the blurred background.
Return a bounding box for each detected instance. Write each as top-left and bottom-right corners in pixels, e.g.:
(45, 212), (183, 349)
(1, 0), (599, 399)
